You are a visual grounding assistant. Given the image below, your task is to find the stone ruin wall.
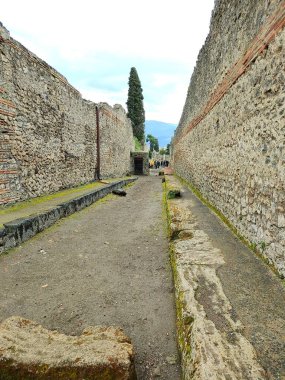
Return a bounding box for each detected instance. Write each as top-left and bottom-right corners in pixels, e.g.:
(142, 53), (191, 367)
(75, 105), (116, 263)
(0, 24), (134, 205)
(173, 0), (285, 276)
(98, 104), (134, 178)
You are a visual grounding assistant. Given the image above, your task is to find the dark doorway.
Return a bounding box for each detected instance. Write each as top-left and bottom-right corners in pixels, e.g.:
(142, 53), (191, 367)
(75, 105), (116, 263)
(134, 157), (144, 174)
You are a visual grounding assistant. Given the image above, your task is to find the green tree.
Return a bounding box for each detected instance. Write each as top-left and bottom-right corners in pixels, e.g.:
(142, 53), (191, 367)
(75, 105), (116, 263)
(159, 148), (166, 155)
(126, 67), (145, 143)
(165, 143), (170, 155)
(146, 134), (159, 152)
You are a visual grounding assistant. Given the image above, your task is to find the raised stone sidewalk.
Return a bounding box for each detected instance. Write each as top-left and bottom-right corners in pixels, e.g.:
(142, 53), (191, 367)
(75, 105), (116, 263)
(0, 177), (137, 254)
(165, 175), (285, 380)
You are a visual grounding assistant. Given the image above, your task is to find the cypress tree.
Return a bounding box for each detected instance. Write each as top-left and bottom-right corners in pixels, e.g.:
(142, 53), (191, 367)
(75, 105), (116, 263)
(126, 67), (145, 144)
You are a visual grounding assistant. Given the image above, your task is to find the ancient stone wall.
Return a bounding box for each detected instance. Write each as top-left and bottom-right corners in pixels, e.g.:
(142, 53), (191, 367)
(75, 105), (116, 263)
(130, 151), (150, 175)
(98, 103), (134, 178)
(173, 0), (285, 276)
(0, 24), (134, 205)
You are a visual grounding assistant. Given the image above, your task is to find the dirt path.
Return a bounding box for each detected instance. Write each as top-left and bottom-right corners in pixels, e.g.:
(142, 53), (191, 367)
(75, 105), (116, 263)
(0, 176), (181, 379)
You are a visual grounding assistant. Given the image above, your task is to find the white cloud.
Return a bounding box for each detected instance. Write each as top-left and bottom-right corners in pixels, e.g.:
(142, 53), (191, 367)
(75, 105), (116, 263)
(145, 81), (190, 124)
(80, 87), (128, 108)
(1, 0), (215, 123)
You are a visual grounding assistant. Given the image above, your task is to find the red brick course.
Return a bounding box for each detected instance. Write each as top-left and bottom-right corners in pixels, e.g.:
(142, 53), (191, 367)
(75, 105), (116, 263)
(175, 2), (285, 144)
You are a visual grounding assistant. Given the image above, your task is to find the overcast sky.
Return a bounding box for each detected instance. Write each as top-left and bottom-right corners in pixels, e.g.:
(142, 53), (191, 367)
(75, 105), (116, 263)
(1, 0), (215, 124)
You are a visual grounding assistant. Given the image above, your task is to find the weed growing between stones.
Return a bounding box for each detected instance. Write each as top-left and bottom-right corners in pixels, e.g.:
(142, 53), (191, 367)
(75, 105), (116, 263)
(169, 242), (193, 375)
(162, 181), (171, 238)
(162, 177), (193, 377)
(165, 181), (181, 200)
(167, 189), (181, 199)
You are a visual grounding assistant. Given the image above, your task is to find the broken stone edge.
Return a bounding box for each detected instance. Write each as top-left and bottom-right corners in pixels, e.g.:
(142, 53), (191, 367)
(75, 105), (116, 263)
(164, 176), (266, 380)
(0, 178), (137, 254)
(0, 316), (137, 380)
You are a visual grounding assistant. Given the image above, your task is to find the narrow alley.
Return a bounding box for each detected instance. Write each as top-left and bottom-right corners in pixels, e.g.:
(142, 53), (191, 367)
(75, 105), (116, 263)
(0, 176), (181, 379)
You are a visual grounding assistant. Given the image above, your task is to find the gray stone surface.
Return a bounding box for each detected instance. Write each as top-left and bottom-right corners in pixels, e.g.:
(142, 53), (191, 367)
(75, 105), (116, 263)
(173, 0), (285, 276)
(0, 316), (136, 380)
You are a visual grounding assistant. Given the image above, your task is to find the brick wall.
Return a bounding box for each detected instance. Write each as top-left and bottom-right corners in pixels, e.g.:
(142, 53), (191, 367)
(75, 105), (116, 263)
(172, 0), (285, 276)
(0, 24), (134, 205)
(99, 103), (134, 178)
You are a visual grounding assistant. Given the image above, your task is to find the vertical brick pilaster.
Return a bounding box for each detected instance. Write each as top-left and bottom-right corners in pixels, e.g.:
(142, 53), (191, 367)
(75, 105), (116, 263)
(0, 90), (19, 205)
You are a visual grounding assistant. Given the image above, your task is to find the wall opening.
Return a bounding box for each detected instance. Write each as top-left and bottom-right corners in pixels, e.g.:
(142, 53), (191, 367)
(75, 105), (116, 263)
(134, 157), (144, 174)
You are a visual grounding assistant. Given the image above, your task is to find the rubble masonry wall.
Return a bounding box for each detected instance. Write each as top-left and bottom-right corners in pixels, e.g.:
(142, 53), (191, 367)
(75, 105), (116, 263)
(172, 0), (285, 276)
(0, 24), (134, 205)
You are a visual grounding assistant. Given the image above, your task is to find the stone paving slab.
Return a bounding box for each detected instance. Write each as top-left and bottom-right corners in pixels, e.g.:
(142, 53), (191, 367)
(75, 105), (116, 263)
(0, 178), (137, 254)
(165, 175), (285, 380)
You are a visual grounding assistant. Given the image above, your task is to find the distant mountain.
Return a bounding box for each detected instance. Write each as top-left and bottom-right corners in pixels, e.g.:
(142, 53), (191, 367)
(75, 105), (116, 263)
(145, 120), (177, 148)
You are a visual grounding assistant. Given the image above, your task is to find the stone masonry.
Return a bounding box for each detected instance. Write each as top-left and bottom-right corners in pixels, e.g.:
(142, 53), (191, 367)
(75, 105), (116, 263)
(99, 103), (134, 178)
(0, 23), (134, 206)
(172, 0), (285, 276)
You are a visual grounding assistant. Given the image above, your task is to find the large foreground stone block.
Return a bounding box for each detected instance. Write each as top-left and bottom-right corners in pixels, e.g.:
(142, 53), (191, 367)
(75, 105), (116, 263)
(0, 316), (136, 380)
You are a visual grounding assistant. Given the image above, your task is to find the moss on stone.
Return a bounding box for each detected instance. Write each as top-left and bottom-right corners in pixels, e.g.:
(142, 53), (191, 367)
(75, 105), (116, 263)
(176, 174), (284, 281)
(0, 182), (103, 215)
(0, 177), (132, 216)
(162, 178), (193, 375)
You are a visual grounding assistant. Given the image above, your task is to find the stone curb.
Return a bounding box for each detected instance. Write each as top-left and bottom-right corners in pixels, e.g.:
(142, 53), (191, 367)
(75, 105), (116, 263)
(164, 176), (266, 380)
(0, 178), (137, 254)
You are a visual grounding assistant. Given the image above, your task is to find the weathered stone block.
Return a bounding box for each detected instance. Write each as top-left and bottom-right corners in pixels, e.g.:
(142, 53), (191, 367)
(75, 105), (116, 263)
(0, 316), (136, 380)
